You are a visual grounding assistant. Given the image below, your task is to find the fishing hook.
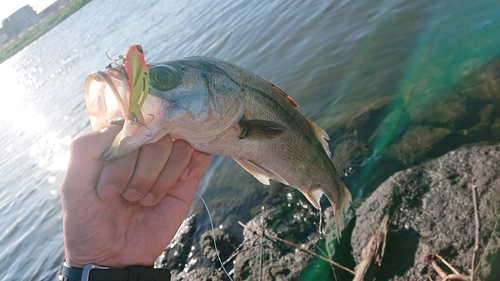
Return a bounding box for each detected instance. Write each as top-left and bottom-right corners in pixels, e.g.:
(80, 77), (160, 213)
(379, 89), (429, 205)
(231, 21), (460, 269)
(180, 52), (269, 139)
(130, 113), (155, 137)
(104, 49), (125, 67)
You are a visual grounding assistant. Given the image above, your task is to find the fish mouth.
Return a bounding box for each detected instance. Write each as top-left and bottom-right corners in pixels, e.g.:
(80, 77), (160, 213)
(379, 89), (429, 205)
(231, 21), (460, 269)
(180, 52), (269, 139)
(84, 68), (164, 161)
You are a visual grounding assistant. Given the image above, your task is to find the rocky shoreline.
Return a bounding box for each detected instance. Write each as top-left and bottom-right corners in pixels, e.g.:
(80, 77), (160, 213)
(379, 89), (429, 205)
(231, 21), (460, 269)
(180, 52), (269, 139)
(159, 55), (500, 280)
(161, 144), (500, 280)
(351, 143), (500, 280)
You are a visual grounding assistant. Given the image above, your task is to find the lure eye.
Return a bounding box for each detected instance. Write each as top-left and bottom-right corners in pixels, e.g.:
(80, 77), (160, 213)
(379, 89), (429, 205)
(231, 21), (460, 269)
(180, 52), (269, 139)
(135, 45), (143, 53)
(150, 65), (179, 91)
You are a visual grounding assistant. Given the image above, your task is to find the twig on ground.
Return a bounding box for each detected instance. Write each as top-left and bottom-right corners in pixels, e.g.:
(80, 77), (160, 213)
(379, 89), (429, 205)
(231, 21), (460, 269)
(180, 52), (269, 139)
(429, 259), (447, 279)
(353, 215), (389, 281)
(238, 221), (355, 275)
(434, 254), (460, 275)
(442, 274), (469, 281)
(471, 184), (480, 278)
(426, 254), (470, 281)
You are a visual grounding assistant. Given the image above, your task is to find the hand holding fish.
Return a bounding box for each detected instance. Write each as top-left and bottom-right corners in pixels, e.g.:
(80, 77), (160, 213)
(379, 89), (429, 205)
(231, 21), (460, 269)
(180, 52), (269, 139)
(60, 125), (211, 268)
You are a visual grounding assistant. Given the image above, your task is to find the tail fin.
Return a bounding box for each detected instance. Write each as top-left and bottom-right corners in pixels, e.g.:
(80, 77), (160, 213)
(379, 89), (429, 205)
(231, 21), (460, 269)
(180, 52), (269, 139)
(333, 187), (352, 241)
(302, 183), (352, 241)
(306, 115), (351, 239)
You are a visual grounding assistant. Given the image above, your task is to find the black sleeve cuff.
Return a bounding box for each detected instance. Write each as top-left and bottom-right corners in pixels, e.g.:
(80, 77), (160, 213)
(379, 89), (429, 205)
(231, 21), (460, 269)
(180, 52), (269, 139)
(60, 262), (171, 281)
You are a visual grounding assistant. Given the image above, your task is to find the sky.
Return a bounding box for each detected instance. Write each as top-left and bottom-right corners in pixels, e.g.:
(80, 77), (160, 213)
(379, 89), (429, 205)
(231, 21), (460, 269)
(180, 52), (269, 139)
(0, 0), (57, 27)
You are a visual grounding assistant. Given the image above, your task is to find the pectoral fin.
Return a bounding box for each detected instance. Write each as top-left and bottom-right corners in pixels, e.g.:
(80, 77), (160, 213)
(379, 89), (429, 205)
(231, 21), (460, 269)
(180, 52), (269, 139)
(238, 119), (286, 140)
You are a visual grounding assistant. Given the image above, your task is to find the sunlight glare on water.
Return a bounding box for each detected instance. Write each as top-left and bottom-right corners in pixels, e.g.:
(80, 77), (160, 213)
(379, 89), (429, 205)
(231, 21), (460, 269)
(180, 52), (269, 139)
(30, 130), (72, 172)
(0, 61), (47, 135)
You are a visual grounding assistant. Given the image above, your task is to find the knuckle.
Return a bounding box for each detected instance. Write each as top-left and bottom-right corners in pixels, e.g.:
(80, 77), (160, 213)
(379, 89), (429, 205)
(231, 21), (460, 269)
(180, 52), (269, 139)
(128, 176), (155, 192)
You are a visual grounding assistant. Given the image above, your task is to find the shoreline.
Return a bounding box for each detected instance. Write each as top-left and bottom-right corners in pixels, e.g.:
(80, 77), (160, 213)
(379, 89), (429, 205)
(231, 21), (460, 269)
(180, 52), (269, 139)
(0, 0), (92, 64)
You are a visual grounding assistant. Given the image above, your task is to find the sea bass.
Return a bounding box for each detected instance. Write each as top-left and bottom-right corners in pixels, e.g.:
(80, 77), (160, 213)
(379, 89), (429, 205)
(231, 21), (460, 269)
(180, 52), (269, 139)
(84, 55), (351, 238)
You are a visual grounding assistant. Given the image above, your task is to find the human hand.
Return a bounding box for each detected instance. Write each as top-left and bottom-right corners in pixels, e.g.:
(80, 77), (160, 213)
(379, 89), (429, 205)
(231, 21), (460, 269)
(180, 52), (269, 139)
(60, 126), (211, 268)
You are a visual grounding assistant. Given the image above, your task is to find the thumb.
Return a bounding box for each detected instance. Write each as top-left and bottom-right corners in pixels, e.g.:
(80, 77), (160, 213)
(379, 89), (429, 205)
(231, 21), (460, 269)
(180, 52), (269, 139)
(61, 126), (121, 200)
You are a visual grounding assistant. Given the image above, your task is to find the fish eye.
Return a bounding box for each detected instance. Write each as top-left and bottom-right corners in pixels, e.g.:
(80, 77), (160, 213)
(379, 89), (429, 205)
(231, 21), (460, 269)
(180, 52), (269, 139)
(135, 45), (143, 53)
(149, 65), (179, 91)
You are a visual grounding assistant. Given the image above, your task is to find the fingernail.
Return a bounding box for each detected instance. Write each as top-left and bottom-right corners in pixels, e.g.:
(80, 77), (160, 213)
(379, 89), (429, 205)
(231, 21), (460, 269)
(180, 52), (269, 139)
(140, 193), (156, 206)
(98, 185), (118, 201)
(123, 189), (142, 201)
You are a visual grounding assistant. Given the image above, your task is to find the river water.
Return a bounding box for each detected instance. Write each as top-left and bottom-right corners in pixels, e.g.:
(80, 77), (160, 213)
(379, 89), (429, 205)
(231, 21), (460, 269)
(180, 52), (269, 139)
(1, 0), (500, 280)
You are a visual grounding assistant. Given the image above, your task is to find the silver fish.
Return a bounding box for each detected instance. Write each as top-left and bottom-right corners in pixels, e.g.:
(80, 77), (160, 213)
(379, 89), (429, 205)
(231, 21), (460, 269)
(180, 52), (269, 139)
(84, 56), (351, 238)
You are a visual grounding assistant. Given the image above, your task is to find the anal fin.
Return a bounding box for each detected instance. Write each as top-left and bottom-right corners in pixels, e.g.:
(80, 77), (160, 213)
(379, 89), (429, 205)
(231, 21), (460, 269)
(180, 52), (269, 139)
(233, 158), (289, 186)
(303, 189), (324, 210)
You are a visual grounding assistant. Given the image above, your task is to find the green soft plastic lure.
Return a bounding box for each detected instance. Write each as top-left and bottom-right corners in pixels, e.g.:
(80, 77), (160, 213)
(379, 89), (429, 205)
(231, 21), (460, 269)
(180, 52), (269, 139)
(124, 44), (150, 123)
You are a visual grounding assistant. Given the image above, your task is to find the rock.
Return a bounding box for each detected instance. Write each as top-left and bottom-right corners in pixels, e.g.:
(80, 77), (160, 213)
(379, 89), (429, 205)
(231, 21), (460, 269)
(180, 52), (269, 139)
(352, 144), (500, 280)
(385, 126), (451, 165)
(463, 104), (496, 137)
(491, 116), (500, 140)
(326, 97), (394, 139)
(474, 213), (500, 280)
(233, 206), (321, 281)
(455, 57), (500, 101)
(200, 228), (238, 266)
(230, 205), (355, 281)
(332, 139), (368, 176)
(165, 188), (344, 280)
(405, 90), (467, 128)
(161, 215), (197, 272)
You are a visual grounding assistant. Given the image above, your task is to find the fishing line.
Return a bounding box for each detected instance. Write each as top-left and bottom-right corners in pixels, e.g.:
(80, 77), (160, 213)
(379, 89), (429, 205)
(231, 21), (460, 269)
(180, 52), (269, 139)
(196, 192), (234, 281)
(318, 210), (323, 235)
(259, 206), (264, 281)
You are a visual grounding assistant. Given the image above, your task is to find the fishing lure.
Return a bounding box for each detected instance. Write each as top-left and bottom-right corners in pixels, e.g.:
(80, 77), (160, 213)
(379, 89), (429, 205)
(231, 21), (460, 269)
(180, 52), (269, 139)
(102, 45), (153, 135)
(124, 44), (150, 124)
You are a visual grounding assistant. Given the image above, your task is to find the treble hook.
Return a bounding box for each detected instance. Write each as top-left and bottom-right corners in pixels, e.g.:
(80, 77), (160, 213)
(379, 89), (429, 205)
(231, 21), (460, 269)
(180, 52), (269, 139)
(105, 49), (113, 60)
(130, 113), (155, 137)
(145, 113), (155, 125)
(104, 49), (125, 67)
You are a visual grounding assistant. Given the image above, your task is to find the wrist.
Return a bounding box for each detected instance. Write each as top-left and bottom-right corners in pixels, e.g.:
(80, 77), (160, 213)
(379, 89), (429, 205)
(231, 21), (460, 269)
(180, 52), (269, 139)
(64, 259), (88, 269)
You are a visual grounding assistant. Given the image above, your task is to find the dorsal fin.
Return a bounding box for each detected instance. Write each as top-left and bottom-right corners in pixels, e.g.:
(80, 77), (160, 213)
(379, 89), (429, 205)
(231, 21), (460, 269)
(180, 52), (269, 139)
(308, 120), (331, 158)
(261, 77), (299, 109)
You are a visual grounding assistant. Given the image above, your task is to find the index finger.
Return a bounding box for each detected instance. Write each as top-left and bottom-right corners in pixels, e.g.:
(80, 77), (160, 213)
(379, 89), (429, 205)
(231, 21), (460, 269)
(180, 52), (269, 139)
(61, 126), (122, 203)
